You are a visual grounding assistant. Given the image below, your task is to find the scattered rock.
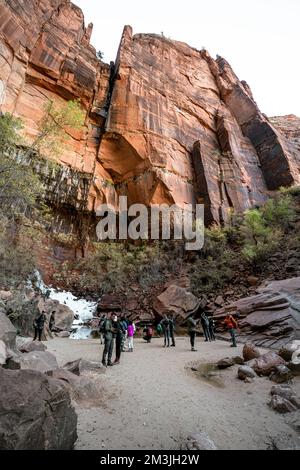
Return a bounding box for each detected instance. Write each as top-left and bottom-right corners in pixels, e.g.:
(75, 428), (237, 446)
(0, 311), (17, 349)
(20, 351), (59, 373)
(214, 296), (224, 307)
(0, 291), (13, 301)
(247, 276), (259, 287)
(233, 356), (245, 365)
(269, 395), (298, 414)
(270, 435), (300, 450)
(243, 343), (261, 362)
(288, 362), (300, 376)
(0, 340), (7, 365)
(181, 432), (218, 450)
(217, 358), (235, 369)
(0, 368), (77, 450)
(238, 366), (257, 381)
(56, 331), (71, 338)
(253, 352), (286, 376)
(63, 359), (106, 376)
(19, 340), (47, 353)
(270, 365), (293, 384)
(270, 385), (298, 404)
(279, 344), (297, 362)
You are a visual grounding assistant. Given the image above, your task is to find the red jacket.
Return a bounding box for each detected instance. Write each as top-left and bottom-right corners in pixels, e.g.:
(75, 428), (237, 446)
(224, 316), (238, 330)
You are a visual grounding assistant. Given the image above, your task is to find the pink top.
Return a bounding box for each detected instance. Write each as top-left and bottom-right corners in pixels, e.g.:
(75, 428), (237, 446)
(128, 325), (135, 337)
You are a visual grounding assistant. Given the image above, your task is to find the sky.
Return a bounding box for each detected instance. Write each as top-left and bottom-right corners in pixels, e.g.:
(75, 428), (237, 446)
(74, 0), (300, 117)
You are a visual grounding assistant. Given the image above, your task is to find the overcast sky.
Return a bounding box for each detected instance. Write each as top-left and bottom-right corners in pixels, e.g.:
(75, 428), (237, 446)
(74, 0), (300, 117)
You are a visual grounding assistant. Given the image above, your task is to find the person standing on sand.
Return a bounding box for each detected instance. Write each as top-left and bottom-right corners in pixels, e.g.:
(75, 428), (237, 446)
(113, 315), (127, 365)
(102, 313), (115, 367)
(127, 321), (135, 352)
(33, 311), (46, 342)
(208, 315), (216, 341)
(201, 312), (211, 342)
(223, 313), (239, 348)
(187, 316), (199, 352)
(99, 314), (107, 345)
(160, 315), (171, 348)
(169, 314), (176, 347)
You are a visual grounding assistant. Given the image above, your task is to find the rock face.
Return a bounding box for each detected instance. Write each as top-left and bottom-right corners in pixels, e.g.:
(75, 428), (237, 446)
(0, 310), (17, 349)
(1, 1), (300, 238)
(214, 277), (300, 349)
(0, 368), (77, 450)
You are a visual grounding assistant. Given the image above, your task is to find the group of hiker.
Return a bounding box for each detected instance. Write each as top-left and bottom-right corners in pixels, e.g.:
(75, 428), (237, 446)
(32, 306), (239, 364)
(99, 313), (137, 367)
(98, 309), (239, 367)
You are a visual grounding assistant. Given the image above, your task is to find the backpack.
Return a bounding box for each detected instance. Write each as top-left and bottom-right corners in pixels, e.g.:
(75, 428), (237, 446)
(147, 326), (153, 336)
(99, 318), (107, 333)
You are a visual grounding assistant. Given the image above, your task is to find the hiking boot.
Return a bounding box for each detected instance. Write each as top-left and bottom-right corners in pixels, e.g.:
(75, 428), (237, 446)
(231, 345), (237, 348)
(102, 361), (107, 368)
(191, 348), (197, 352)
(171, 344), (176, 347)
(107, 362), (114, 367)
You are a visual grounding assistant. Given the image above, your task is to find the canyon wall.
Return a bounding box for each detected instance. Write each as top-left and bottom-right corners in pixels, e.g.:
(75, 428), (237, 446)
(1, 0), (299, 230)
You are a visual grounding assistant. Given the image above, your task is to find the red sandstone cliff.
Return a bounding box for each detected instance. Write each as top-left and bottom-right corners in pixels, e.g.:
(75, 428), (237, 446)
(0, 1), (299, 228)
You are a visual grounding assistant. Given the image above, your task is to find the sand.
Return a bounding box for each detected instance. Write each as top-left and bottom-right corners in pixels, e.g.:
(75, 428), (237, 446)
(47, 336), (300, 450)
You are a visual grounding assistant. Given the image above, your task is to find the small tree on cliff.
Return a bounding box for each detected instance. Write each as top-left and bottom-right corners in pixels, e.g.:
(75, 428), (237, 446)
(0, 113), (43, 217)
(32, 99), (86, 158)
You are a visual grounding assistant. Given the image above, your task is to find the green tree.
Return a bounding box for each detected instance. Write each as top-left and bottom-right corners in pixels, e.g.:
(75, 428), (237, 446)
(0, 113), (43, 217)
(33, 99), (85, 157)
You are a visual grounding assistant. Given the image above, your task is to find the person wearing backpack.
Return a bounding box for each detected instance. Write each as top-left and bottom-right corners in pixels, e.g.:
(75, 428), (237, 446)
(208, 315), (216, 341)
(113, 314), (127, 365)
(101, 313), (115, 367)
(223, 313), (239, 348)
(160, 315), (171, 348)
(143, 324), (153, 343)
(99, 314), (107, 345)
(201, 312), (211, 342)
(187, 316), (200, 352)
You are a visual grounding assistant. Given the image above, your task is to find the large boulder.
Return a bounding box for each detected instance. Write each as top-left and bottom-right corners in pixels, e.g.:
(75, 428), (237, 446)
(19, 340), (47, 353)
(63, 359), (106, 376)
(253, 352), (286, 376)
(0, 311), (17, 349)
(180, 432), (218, 450)
(39, 298), (74, 332)
(0, 368), (77, 449)
(48, 369), (106, 407)
(243, 343), (261, 362)
(20, 351), (59, 373)
(154, 285), (199, 321)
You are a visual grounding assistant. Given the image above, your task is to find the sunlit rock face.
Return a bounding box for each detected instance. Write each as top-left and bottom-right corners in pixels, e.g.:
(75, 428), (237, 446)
(1, 2), (299, 228)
